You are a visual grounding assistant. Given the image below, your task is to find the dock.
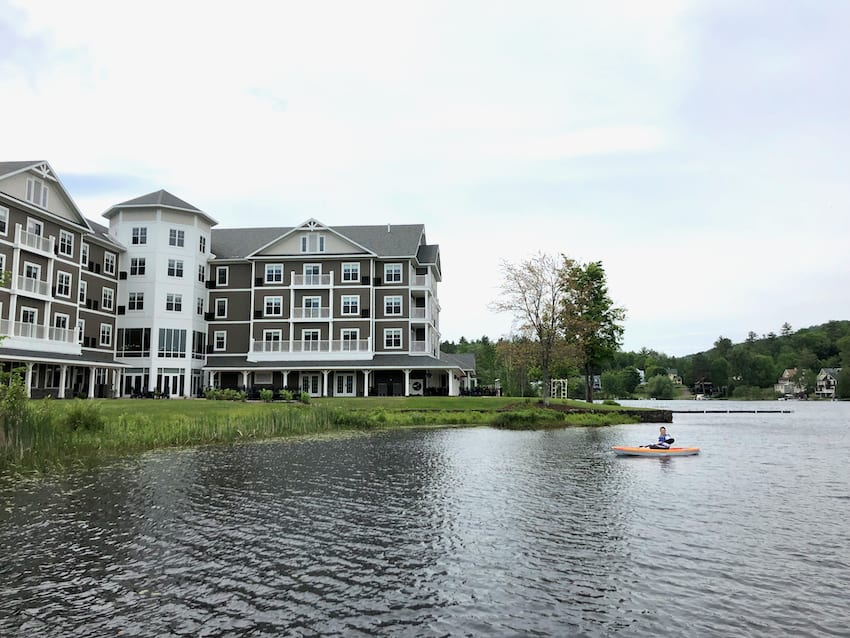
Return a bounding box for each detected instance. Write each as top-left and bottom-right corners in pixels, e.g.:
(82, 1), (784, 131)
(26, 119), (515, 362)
(671, 409), (793, 414)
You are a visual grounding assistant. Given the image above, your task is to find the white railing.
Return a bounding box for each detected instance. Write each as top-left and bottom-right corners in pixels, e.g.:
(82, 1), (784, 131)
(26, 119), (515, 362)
(16, 226), (54, 254)
(411, 307), (427, 319)
(15, 275), (50, 297)
(251, 339), (371, 353)
(291, 274), (332, 286)
(411, 340), (427, 352)
(292, 307), (331, 320)
(0, 319), (78, 344)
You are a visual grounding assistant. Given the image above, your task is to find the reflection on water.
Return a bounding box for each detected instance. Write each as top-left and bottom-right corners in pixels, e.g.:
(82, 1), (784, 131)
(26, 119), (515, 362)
(1, 401), (849, 636)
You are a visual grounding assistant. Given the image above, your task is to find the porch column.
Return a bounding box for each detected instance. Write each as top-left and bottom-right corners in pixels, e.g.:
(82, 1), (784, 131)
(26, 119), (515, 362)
(448, 371), (457, 397)
(88, 367), (96, 399)
(209, 371), (216, 388)
(25, 362), (33, 399)
(183, 367), (191, 398)
(322, 369), (330, 397)
(241, 370), (249, 391)
(58, 365), (68, 399)
(363, 370), (370, 397)
(282, 370), (289, 389)
(114, 369), (122, 397)
(403, 368), (411, 396)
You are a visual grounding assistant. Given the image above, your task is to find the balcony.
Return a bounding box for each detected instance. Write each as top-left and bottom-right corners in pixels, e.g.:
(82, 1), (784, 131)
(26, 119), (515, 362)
(16, 226), (55, 256)
(412, 274), (437, 295)
(411, 340), (428, 353)
(14, 275), (51, 299)
(0, 319), (82, 356)
(292, 307), (330, 320)
(410, 307), (427, 320)
(291, 273), (332, 287)
(248, 338), (372, 362)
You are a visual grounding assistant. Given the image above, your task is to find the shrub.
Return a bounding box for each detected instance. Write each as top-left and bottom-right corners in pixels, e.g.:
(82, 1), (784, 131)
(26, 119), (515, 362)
(61, 400), (106, 432)
(259, 389), (274, 403)
(299, 391), (311, 404)
(204, 388), (246, 401)
(278, 389), (294, 401)
(602, 399), (620, 406)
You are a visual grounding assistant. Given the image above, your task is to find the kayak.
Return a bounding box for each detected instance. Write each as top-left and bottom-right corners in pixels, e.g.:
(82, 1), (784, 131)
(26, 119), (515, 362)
(612, 446), (700, 457)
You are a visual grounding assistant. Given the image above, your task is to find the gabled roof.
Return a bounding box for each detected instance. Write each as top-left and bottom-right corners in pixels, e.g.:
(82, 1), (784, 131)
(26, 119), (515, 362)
(86, 218), (126, 251)
(0, 160), (94, 232)
(211, 222), (434, 261)
(102, 189), (218, 225)
(248, 218), (373, 258)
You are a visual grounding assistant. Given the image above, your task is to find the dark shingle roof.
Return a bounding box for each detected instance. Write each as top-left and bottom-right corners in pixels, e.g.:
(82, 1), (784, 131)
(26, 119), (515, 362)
(112, 189), (201, 211)
(0, 161), (43, 177)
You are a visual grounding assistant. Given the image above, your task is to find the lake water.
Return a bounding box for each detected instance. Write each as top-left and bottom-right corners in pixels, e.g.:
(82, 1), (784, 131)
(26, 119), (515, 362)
(1, 401), (849, 637)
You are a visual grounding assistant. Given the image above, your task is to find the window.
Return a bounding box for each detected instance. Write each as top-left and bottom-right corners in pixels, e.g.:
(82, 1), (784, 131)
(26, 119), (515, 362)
(303, 264), (321, 285)
(169, 229), (185, 247)
(214, 331), (227, 351)
(265, 264), (283, 283)
(0, 255), (5, 282)
(342, 263), (360, 282)
(215, 298), (228, 318)
(302, 296), (320, 318)
(216, 266), (228, 286)
(103, 252), (116, 275)
(196, 297), (204, 316)
(300, 233), (325, 253)
(385, 263), (402, 283)
(55, 271), (72, 298)
(166, 293), (183, 312)
(118, 327), (151, 357)
(192, 331), (206, 359)
(341, 328), (359, 351)
(130, 257), (146, 276)
(99, 323), (113, 347)
(265, 296), (283, 316)
(78, 280), (87, 304)
(336, 374), (355, 395)
(54, 314), (69, 330)
(302, 329), (320, 351)
(102, 287), (114, 311)
(0, 205), (7, 235)
(198, 265), (205, 282)
(80, 242), (89, 266)
(384, 328), (402, 349)
(21, 306), (38, 325)
(199, 235), (206, 253)
(385, 296), (402, 315)
(24, 262), (41, 280)
(263, 330), (282, 343)
(167, 259), (184, 277)
(341, 295), (359, 315)
(27, 218), (43, 236)
(128, 292), (144, 311)
(78, 319), (85, 343)
(131, 227), (147, 245)
(26, 177), (49, 207)
(158, 328), (187, 357)
(58, 231), (74, 257)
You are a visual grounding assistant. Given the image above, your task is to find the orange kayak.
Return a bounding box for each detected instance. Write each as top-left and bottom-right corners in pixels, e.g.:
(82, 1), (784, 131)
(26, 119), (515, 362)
(612, 446), (700, 457)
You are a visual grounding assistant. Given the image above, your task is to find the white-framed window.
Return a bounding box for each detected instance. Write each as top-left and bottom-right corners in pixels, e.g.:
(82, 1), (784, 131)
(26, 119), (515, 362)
(166, 293), (182, 312)
(158, 328), (187, 357)
(0, 254), (6, 281)
(255, 371), (273, 384)
(302, 296), (320, 318)
(169, 229), (185, 247)
(80, 242), (89, 266)
(214, 331), (227, 351)
(384, 263), (402, 283)
(99, 323), (113, 347)
(384, 328), (403, 349)
(215, 298), (228, 318)
(341, 295), (359, 315)
(26, 177), (49, 208)
(263, 329), (282, 343)
(0, 205), (8, 236)
(131, 227), (147, 245)
(199, 235), (206, 253)
(26, 218), (43, 236)
(58, 230), (74, 257)
(216, 266), (228, 286)
(265, 296), (283, 316)
(300, 233), (325, 253)
(21, 305), (38, 324)
(77, 319), (85, 343)
(55, 271), (72, 298)
(342, 262), (360, 282)
(128, 292), (144, 311)
(302, 329), (321, 351)
(167, 259), (184, 278)
(130, 257), (146, 276)
(102, 287), (114, 311)
(336, 373), (355, 396)
(385, 295), (402, 315)
(103, 252), (116, 275)
(78, 280), (87, 304)
(265, 263), (284, 283)
(196, 297), (204, 316)
(54, 313), (69, 330)
(303, 264), (321, 286)
(198, 265), (205, 283)
(341, 328), (360, 351)
(24, 261), (41, 280)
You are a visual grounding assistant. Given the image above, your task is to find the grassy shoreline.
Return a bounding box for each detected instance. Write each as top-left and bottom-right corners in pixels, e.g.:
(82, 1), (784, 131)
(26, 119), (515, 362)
(1, 397), (647, 474)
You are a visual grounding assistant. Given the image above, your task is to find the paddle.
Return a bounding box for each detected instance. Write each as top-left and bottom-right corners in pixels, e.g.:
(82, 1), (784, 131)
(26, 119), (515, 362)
(640, 438), (675, 448)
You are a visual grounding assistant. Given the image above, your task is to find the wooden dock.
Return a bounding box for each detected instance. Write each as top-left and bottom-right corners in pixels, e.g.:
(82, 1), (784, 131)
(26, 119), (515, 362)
(671, 409), (793, 414)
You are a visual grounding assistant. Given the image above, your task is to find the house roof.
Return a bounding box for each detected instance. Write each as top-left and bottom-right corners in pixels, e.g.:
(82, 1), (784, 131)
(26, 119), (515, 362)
(0, 161), (44, 177)
(102, 189), (218, 225)
(211, 223), (435, 261)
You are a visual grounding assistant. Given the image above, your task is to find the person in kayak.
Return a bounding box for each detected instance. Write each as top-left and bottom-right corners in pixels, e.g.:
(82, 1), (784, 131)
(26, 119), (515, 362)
(648, 426), (673, 449)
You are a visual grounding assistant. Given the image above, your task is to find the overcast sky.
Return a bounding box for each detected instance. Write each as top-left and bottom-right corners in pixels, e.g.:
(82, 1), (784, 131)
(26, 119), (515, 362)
(3, 0), (848, 356)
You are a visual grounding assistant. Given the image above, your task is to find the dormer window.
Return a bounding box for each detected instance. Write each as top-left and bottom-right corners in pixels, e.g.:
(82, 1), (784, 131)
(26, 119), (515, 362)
(26, 178), (49, 208)
(300, 233), (325, 253)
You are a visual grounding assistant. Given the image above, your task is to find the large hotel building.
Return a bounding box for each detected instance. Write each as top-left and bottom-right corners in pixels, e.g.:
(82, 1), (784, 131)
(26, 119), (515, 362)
(0, 161), (475, 399)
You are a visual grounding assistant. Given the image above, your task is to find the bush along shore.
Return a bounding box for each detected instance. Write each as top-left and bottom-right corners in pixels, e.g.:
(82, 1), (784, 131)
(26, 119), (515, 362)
(1, 375), (667, 474)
